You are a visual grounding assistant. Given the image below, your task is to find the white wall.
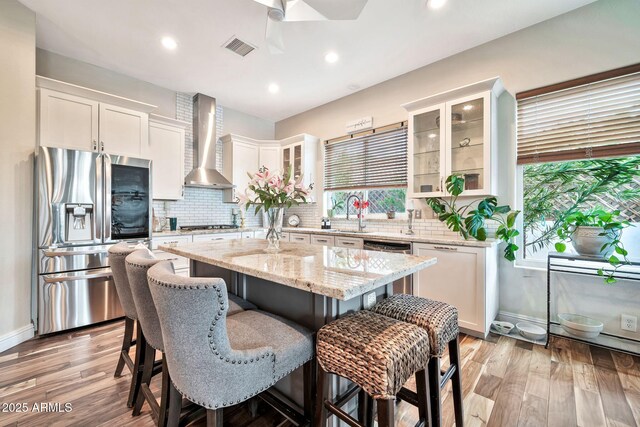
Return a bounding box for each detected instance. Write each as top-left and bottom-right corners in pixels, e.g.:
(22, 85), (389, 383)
(275, 0), (640, 322)
(222, 106), (275, 140)
(0, 0), (36, 348)
(37, 48), (177, 117)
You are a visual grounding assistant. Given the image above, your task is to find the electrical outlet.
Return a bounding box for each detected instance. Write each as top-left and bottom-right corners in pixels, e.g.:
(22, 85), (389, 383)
(621, 314), (638, 332)
(363, 291), (377, 309)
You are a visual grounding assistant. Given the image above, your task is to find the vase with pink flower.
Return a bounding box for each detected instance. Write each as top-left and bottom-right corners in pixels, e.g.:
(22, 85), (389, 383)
(237, 166), (313, 252)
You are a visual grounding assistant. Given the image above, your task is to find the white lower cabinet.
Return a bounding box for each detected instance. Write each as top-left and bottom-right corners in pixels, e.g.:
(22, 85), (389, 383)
(311, 235), (335, 247)
(241, 232), (255, 239)
(412, 243), (498, 338)
(193, 233), (241, 242)
(289, 233), (311, 244)
(280, 232), (290, 242)
(335, 236), (364, 249)
(151, 235), (193, 276)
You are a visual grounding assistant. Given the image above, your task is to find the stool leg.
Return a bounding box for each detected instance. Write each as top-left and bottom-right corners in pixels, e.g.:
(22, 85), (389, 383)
(127, 322), (146, 408)
(133, 342), (156, 416)
(115, 317), (134, 377)
(158, 354), (170, 427)
(166, 378), (183, 427)
(206, 408), (223, 427)
(376, 399), (395, 427)
(358, 389), (369, 426)
(314, 364), (329, 427)
(449, 337), (464, 427)
(415, 369), (432, 427)
(428, 357), (441, 427)
(303, 360), (315, 421)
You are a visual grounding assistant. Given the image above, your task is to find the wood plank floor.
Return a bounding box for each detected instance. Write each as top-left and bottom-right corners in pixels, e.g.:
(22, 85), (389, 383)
(1, 320), (639, 427)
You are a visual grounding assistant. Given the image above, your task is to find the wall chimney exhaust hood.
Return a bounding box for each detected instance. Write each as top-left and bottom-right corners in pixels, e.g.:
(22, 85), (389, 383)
(184, 93), (234, 188)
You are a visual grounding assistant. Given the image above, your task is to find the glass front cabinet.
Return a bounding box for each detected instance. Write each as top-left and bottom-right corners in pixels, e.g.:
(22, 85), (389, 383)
(404, 78), (504, 198)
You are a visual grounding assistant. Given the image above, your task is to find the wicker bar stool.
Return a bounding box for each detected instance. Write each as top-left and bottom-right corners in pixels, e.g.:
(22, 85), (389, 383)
(315, 310), (432, 427)
(108, 242), (143, 408)
(371, 294), (462, 427)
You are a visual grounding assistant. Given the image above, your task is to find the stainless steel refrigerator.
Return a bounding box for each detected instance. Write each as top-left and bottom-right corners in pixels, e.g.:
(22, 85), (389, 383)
(35, 146), (152, 334)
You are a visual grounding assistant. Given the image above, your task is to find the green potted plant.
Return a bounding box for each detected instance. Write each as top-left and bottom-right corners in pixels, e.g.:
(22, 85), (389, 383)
(327, 195), (345, 219)
(554, 208), (632, 283)
(426, 175), (521, 261)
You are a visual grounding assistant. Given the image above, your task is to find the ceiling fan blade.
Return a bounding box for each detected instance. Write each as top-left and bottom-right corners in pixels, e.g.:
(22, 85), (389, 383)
(265, 17), (285, 54)
(301, 0), (368, 20)
(252, 0), (282, 8)
(282, 0), (327, 21)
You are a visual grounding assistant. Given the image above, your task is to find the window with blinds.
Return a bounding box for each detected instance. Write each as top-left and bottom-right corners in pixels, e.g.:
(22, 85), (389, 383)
(517, 69), (640, 164)
(324, 123), (408, 191)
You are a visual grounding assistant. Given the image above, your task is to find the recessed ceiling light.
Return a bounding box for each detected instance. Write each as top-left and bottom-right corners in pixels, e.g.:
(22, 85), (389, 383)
(463, 104), (473, 111)
(325, 52), (339, 64)
(268, 83), (280, 94)
(347, 84), (360, 91)
(161, 36), (177, 50)
(428, 133), (437, 139)
(428, 0), (447, 9)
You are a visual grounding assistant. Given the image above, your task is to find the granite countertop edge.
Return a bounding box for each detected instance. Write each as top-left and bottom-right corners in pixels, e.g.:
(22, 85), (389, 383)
(159, 242), (438, 301)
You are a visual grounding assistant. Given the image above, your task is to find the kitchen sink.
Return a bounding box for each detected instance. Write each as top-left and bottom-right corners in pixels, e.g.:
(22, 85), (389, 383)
(324, 229), (372, 234)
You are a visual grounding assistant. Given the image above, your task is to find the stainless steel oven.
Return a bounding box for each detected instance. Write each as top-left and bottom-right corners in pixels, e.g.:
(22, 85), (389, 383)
(35, 147), (151, 334)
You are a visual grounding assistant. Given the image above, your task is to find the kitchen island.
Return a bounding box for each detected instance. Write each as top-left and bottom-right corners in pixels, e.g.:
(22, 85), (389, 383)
(159, 238), (437, 331)
(159, 238), (437, 414)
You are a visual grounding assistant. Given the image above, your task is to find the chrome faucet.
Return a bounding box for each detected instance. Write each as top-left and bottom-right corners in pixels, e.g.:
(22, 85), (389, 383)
(346, 194), (366, 232)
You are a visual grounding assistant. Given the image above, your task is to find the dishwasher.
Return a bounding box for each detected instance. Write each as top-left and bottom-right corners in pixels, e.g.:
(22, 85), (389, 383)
(363, 240), (413, 294)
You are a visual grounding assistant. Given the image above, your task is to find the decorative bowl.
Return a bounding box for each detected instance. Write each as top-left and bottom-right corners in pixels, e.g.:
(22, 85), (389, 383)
(516, 322), (546, 341)
(558, 313), (603, 339)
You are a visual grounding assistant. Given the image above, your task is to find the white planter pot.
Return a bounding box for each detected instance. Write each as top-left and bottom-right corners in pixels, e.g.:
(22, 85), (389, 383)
(571, 226), (619, 257)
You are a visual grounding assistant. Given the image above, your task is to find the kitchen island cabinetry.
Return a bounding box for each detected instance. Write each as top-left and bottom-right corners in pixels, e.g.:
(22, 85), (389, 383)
(412, 242), (498, 337)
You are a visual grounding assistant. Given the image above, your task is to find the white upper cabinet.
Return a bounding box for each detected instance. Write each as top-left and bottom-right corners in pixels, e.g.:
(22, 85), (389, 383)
(98, 104), (148, 156)
(221, 133), (318, 203)
(39, 88), (99, 151)
(37, 77), (155, 158)
(148, 115), (187, 200)
(404, 77), (504, 198)
(259, 145), (281, 171)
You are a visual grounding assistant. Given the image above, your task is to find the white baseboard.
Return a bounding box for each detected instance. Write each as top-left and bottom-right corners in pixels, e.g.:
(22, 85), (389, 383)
(0, 324), (35, 353)
(497, 310), (546, 328)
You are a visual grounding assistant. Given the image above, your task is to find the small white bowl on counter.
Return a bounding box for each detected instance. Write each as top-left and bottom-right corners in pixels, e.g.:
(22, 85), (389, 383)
(516, 322), (547, 341)
(558, 313), (604, 339)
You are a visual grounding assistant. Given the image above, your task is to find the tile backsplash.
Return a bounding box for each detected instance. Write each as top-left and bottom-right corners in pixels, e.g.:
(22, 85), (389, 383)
(284, 203), (497, 239)
(152, 92), (261, 227)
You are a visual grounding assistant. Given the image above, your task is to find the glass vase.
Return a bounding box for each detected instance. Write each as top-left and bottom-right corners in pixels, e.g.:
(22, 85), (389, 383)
(264, 207), (284, 252)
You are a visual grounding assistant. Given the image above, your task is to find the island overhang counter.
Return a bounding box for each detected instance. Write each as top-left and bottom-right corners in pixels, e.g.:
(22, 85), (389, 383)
(158, 238), (437, 412)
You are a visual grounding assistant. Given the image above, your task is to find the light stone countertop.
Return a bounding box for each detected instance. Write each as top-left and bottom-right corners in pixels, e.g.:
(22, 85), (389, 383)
(152, 227), (263, 237)
(282, 227), (499, 248)
(159, 239), (437, 301)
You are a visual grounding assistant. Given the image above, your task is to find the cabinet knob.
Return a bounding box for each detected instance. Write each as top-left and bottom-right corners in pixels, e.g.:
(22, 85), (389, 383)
(92, 139), (97, 151)
(100, 141), (105, 152)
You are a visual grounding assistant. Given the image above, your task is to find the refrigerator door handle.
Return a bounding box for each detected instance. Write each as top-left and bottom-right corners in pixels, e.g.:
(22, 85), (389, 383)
(103, 154), (112, 243)
(95, 154), (104, 243)
(43, 270), (113, 284)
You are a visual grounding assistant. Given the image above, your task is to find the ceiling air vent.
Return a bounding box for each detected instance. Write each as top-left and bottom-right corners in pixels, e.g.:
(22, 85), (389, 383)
(223, 37), (256, 57)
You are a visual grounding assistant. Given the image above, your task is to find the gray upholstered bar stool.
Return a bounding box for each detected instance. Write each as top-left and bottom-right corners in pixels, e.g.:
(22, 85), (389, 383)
(147, 260), (316, 427)
(126, 250), (257, 426)
(108, 242), (144, 408)
(315, 310), (432, 427)
(371, 294), (462, 427)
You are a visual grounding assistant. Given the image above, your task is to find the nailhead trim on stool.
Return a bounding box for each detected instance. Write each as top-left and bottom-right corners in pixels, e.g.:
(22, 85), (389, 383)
(370, 294), (458, 356)
(317, 311), (430, 399)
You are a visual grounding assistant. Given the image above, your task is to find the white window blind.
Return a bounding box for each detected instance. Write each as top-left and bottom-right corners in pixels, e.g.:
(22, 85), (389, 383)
(324, 123), (407, 191)
(517, 70), (640, 164)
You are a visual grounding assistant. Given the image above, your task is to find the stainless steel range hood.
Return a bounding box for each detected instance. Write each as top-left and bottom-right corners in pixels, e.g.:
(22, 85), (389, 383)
(184, 93), (234, 188)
